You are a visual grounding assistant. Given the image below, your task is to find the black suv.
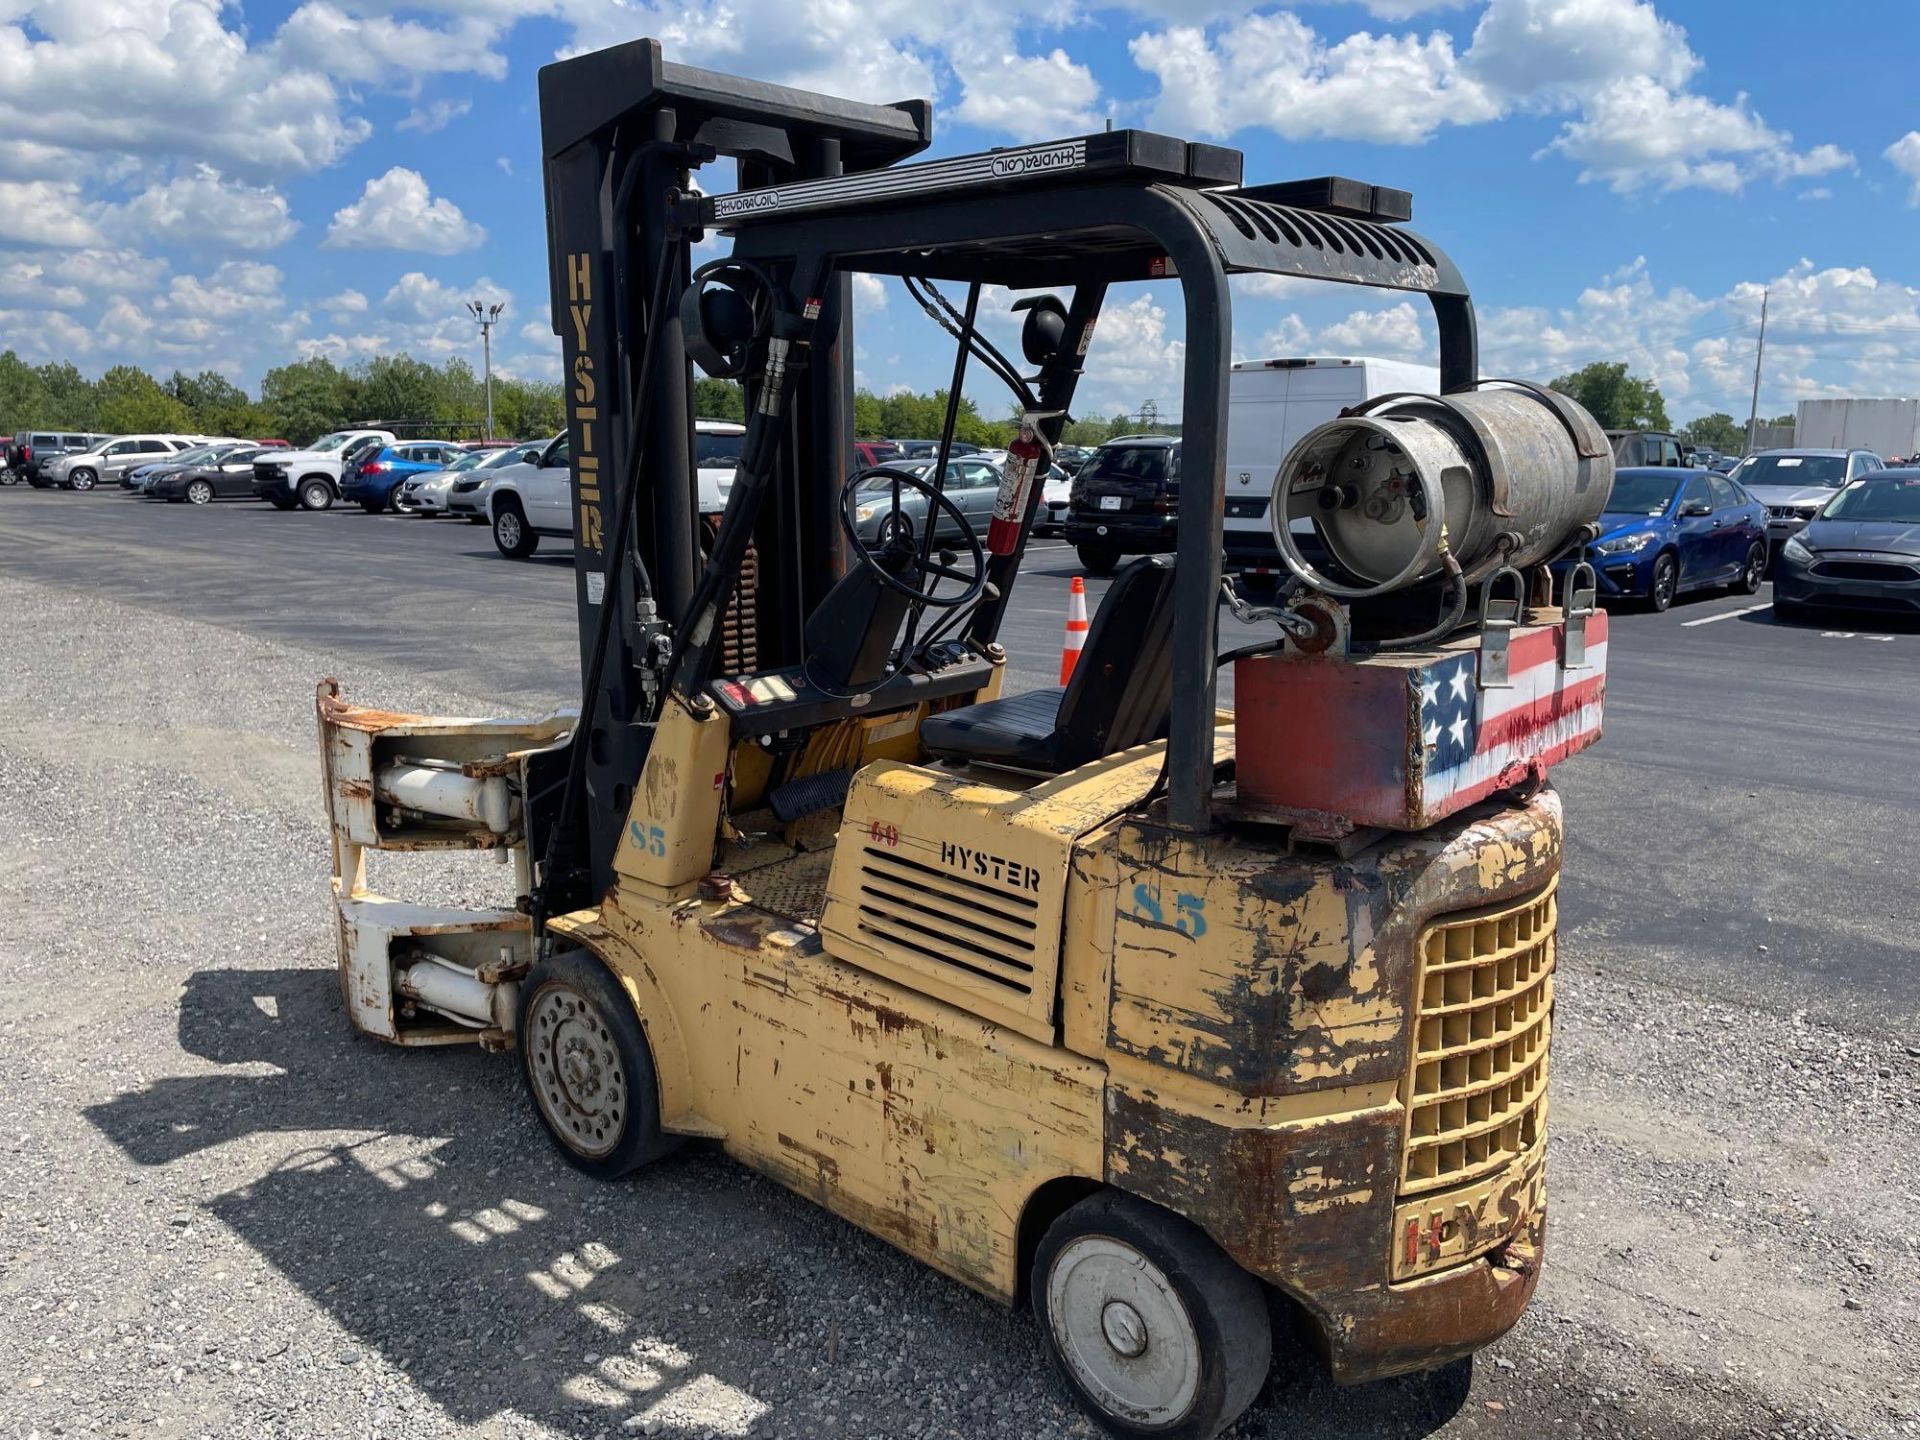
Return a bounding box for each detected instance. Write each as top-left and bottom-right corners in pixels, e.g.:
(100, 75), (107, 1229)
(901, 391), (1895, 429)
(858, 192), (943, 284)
(8, 430), (113, 487)
(1063, 435), (1180, 574)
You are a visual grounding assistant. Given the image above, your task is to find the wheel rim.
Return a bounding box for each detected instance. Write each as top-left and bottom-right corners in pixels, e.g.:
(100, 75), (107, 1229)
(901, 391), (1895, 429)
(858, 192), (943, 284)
(73, 470), (94, 490)
(877, 515), (908, 545)
(1046, 1235), (1202, 1427)
(1745, 546), (1763, 589)
(526, 985), (628, 1158)
(498, 511), (522, 547)
(188, 482), (211, 505)
(303, 483), (328, 508)
(1654, 558), (1676, 606)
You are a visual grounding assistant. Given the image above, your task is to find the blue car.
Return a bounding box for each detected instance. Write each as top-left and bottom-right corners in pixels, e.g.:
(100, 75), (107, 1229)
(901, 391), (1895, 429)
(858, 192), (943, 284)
(340, 440), (468, 513)
(1564, 466), (1768, 611)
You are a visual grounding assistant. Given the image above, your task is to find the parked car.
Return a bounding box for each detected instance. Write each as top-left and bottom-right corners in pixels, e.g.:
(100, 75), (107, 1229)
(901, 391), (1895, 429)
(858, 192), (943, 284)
(1034, 463), (1075, 536)
(1558, 466), (1767, 611)
(398, 447), (499, 515)
(122, 441), (242, 493)
(485, 433), (572, 557)
(892, 439), (981, 460)
(1605, 430), (1686, 467)
(1052, 444), (1092, 474)
(1062, 435), (1181, 574)
(45, 435), (202, 490)
(10, 431), (113, 487)
(341, 440), (468, 513)
(443, 443), (544, 520)
(1709, 455), (1739, 474)
(844, 455), (1005, 549)
(1773, 470), (1920, 619)
(148, 446), (272, 504)
(852, 438), (904, 468)
(251, 429), (398, 511)
(1727, 448), (1883, 554)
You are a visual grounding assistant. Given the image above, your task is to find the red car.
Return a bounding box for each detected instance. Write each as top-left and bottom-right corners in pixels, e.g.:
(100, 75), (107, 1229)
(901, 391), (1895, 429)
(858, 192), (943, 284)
(853, 439), (903, 468)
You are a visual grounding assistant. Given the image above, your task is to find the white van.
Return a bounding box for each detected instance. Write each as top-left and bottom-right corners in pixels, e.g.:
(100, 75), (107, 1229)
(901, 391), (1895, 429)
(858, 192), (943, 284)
(1222, 356), (1440, 576)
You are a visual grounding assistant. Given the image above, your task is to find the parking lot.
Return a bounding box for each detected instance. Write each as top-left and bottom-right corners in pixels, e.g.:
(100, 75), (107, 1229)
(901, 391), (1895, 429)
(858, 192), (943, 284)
(2, 486), (1917, 1440)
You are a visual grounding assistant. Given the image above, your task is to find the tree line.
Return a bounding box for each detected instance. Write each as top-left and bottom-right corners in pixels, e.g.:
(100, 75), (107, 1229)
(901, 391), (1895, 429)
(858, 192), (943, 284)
(1547, 361), (1792, 451)
(698, 377), (1177, 449)
(0, 351), (565, 447)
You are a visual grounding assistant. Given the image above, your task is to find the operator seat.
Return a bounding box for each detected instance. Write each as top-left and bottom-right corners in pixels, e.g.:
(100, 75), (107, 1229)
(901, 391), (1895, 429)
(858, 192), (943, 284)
(920, 555), (1177, 773)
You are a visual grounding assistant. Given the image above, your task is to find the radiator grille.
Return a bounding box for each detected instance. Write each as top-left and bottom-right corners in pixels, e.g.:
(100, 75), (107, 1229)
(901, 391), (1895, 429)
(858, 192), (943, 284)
(851, 846), (1039, 995)
(1810, 559), (1917, 582)
(1401, 880), (1555, 1197)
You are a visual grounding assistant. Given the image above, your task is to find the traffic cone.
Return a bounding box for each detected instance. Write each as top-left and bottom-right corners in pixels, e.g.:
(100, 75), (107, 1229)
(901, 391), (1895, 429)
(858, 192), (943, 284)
(1060, 576), (1090, 684)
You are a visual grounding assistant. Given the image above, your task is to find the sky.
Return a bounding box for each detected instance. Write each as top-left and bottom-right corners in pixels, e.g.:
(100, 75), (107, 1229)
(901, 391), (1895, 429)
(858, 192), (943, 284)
(3, 0), (1919, 428)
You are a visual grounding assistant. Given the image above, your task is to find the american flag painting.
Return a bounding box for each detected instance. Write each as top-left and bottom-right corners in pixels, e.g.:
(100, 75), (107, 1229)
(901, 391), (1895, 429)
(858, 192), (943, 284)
(1234, 611), (1609, 833)
(1418, 623), (1608, 815)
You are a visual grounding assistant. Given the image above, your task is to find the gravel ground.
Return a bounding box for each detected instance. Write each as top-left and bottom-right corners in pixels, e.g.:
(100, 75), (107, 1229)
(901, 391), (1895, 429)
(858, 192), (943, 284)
(1, 568), (1916, 1440)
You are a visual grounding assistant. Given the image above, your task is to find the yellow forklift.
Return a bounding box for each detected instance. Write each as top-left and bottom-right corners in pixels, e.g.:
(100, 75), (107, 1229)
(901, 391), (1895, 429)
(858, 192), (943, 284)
(316, 39), (1614, 1439)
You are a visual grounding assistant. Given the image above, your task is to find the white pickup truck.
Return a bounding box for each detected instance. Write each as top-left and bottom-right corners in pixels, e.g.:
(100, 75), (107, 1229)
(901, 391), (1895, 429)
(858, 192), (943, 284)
(251, 429), (398, 511)
(486, 419), (745, 558)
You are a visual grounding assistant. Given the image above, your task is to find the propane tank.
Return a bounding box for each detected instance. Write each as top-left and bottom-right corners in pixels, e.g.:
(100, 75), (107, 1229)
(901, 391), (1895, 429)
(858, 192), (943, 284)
(1270, 383), (1613, 598)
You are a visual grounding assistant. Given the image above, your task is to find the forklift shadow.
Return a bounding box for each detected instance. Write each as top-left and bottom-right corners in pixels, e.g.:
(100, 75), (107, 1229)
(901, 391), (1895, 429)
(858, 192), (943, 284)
(82, 966), (784, 1437)
(83, 967), (1475, 1440)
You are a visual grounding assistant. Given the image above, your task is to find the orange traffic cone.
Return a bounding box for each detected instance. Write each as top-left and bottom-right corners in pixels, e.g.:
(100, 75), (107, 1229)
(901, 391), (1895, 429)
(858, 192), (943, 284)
(1060, 576), (1089, 684)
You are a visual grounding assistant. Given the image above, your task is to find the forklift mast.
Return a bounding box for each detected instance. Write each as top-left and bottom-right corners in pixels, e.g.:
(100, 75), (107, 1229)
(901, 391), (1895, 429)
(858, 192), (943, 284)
(536, 40), (933, 901)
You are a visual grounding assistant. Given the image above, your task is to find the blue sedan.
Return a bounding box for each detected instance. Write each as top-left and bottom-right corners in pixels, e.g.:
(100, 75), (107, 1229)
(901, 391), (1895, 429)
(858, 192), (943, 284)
(340, 440), (468, 513)
(1570, 467), (1768, 611)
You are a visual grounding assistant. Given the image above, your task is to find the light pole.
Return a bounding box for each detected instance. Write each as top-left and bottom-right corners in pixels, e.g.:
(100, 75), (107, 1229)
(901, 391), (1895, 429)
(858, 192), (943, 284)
(466, 299), (503, 441)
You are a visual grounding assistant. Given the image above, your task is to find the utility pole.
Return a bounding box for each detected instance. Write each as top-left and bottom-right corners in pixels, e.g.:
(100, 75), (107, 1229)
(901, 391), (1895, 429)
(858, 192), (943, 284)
(466, 299), (503, 441)
(1744, 287), (1769, 457)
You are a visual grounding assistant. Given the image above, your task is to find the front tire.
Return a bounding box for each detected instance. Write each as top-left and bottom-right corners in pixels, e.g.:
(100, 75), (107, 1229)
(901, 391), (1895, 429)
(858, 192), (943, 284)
(1647, 551), (1678, 612)
(1731, 541), (1765, 595)
(69, 467), (98, 492)
(492, 501), (539, 558)
(517, 950), (677, 1180)
(298, 478), (334, 511)
(1076, 542), (1121, 576)
(185, 479), (214, 506)
(1033, 1192), (1271, 1440)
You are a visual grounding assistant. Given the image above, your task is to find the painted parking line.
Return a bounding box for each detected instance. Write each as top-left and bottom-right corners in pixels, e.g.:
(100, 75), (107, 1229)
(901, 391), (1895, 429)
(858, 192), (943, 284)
(1682, 603), (1771, 627)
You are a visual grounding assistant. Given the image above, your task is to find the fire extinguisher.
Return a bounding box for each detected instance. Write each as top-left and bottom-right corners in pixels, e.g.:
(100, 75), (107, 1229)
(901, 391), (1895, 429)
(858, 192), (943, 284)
(987, 413), (1054, 555)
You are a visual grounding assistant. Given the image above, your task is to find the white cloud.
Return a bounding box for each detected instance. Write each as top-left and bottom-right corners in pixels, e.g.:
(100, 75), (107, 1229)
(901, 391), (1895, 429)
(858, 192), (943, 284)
(1132, 14), (1498, 143)
(1318, 301), (1434, 361)
(275, 4), (510, 80)
(1465, 0), (1698, 100)
(0, 1), (370, 178)
(953, 50), (1100, 141)
(1887, 132), (1920, 206)
(324, 167), (486, 254)
(119, 166), (298, 250)
(1130, 0), (1849, 195)
(1542, 77), (1852, 194)
(321, 288), (369, 321)
(1078, 289), (1185, 414)
(0, 180), (102, 247)
(852, 272), (889, 312)
(384, 271), (510, 325)
(0, 261), (84, 308)
(397, 100), (473, 135)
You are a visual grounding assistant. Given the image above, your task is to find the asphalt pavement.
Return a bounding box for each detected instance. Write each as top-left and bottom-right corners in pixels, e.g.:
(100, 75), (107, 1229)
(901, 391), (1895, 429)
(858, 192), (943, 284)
(2, 484), (1916, 1440)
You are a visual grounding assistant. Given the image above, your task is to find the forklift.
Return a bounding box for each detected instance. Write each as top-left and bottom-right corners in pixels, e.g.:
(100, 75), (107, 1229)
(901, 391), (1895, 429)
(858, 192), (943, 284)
(315, 39), (1615, 1439)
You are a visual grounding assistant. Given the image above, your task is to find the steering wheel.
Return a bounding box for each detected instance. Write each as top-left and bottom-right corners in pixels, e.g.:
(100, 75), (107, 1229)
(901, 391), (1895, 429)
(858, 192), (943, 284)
(839, 465), (988, 609)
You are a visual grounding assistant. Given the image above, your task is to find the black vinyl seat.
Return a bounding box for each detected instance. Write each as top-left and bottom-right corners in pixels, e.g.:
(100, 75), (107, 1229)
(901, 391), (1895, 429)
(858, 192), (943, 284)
(922, 555), (1178, 773)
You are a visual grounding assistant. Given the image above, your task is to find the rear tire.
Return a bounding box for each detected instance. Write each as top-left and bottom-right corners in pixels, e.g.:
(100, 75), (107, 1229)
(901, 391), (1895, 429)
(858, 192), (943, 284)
(185, 479), (214, 506)
(359, 498), (386, 515)
(1730, 541), (1765, 595)
(1076, 542), (1121, 576)
(298, 478), (334, 511)
(1033, 1192), (1271, 1440)
(267, 494), (296, 511)
(492, 500), (539, 558)
(517, 950), (678, 1180)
